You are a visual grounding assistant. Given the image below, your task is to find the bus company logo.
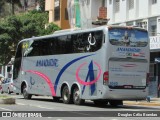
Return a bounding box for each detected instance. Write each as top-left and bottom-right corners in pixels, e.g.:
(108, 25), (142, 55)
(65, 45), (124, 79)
(86, 33), (96, 51)
(117, 47), (141, 53)
(36, 59), (59, 67)
(76, 61), (102, 95)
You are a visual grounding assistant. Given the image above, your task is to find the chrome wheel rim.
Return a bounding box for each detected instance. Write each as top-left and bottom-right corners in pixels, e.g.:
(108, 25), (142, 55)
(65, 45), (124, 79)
(74, 89), (80, 102)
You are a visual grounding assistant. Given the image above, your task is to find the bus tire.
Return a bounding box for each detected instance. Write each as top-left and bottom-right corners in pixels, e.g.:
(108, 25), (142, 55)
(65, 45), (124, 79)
(73, 87), (84, 105)
(62, 86), (72, 104)
(22, 85), (32, 99)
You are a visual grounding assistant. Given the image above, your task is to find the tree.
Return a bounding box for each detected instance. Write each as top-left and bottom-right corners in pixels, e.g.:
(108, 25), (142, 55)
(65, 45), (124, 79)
(0, 0), (21, 16)
(37, 0), (45, 12)
(7, 0), (22, 15)
(0, 10), (60, 65)
(0, 0), (10, 17)
(0, 15), (22, 64)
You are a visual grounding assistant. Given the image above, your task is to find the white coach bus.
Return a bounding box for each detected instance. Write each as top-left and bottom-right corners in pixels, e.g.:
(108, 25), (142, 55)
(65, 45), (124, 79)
(13, 26), (150, 106)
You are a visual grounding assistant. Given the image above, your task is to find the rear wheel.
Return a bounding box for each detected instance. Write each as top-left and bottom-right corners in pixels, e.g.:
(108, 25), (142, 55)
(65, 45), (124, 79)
(22, 85), (32, 99)
(62, 86), (72, 104)
(73, 87), (84, 105)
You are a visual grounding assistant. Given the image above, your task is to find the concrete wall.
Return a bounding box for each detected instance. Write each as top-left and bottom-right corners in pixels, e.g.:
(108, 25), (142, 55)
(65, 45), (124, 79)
(45, 0), (54, 11)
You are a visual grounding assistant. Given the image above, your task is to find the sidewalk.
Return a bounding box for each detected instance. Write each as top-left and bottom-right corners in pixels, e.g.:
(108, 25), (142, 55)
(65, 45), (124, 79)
(124, 98), (160, 106)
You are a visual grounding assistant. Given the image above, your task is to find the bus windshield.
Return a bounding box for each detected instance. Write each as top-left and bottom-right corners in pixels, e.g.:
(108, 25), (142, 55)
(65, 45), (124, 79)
(109, 28), (148, 47)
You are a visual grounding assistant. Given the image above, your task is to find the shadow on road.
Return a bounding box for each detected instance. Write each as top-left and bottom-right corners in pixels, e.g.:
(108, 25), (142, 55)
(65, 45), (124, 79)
(17, 96), (160, 110)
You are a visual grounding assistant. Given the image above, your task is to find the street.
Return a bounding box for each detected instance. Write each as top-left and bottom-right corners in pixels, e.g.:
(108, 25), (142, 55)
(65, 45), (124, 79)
(0, 93), (160, 119)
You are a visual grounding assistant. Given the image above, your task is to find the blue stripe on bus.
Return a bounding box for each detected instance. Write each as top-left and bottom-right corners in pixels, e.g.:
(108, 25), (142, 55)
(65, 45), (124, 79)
(82, 61), (96, 95)
(54, 54), (95, 92)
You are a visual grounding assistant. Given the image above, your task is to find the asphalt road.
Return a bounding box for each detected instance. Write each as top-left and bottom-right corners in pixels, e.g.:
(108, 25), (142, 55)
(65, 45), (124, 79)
(0, 93), (160, 120)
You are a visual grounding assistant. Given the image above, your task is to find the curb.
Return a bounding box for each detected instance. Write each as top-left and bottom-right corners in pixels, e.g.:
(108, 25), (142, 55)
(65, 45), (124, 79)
(0, 98), (16, 104)
(124, 101), (160, 106)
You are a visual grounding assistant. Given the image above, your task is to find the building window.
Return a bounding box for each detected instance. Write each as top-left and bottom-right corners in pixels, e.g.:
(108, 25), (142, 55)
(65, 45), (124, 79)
(152, 0), (157, 4)
(126, 22), (133, 26)
(151, 25), (157, 36)
(65, 8), (68, 20)
(115, 0), (120, 13)
(129, 0), (134, 10)
(81, 0), (90, 6)
(102, 0), (105, 6)
(137, 21), (147, 30)
(54, 0), (60, 21)
(109, 0), (112, 4)
(54, 8), (60, 21)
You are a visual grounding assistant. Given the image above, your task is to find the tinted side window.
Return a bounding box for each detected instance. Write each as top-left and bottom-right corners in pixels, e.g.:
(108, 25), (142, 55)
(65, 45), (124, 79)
(72, 31), (103, 53)
(109, 28), (148, 47)
(24, 30), (103, 57)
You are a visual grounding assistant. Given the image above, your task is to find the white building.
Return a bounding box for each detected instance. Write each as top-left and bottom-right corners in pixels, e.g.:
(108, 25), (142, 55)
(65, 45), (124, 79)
(107, 0), (160, 36)
(107, 0), (160, 97)
(67, 0), (107, 29)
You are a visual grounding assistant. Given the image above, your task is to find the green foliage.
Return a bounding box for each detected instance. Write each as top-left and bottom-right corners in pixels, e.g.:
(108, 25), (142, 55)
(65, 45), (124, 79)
(43, 23), (61, 35)
(0, 0), (21, 16)
(0, 10), (60, 65)
(0, 0), (10, 17)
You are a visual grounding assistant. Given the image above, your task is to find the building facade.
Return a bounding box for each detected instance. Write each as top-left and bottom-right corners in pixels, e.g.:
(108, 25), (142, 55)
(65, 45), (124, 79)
(45, 0), (70, 29)
(45, 0), (160, 97)
(45, 0), (108, 29)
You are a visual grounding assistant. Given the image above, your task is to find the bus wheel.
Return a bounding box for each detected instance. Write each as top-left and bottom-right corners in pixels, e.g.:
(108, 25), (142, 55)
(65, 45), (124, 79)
(94, 100), (108, 106)
(73, 87), (84, 105)
(62, 86), (72, 104)
(7, 88), (11, 94)
(109, 100), (123, 107)
(22, 85), (32, 99)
